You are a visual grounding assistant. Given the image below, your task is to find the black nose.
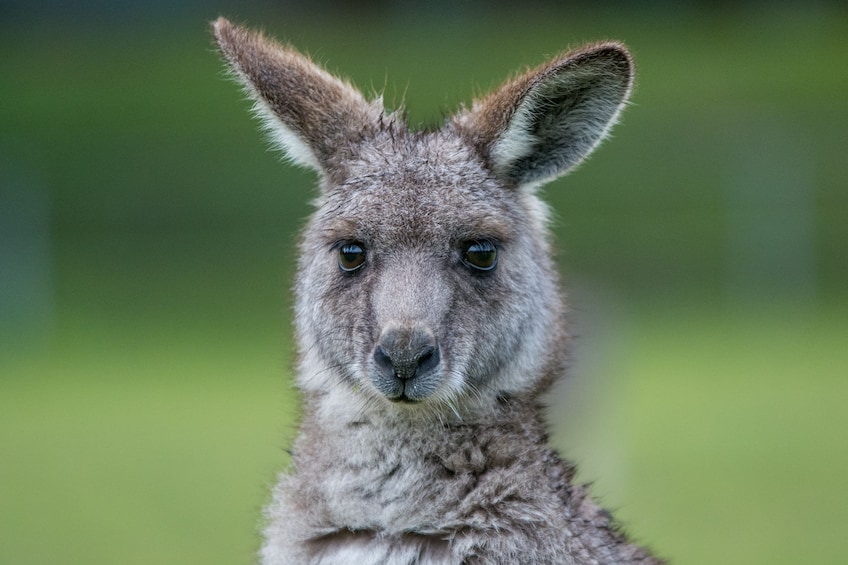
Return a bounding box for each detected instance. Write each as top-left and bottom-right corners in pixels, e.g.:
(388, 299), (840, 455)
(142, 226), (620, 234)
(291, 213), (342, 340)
(373, 327), (440, 381)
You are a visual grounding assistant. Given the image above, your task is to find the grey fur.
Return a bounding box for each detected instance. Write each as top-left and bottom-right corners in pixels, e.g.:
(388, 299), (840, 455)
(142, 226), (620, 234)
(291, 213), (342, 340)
(213, 17), (663, 564)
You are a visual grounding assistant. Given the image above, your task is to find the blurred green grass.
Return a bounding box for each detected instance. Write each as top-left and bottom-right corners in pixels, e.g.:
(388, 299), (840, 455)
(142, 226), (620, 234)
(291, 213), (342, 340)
(1, 5), (847, 565)
(555, 305), (848, 564)
(0, 335), (295, 564)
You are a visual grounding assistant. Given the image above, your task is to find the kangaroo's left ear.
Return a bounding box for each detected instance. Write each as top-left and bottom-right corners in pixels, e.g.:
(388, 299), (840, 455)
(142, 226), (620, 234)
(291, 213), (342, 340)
(452, 43), (634, 188)
(212, 17), (383, 179)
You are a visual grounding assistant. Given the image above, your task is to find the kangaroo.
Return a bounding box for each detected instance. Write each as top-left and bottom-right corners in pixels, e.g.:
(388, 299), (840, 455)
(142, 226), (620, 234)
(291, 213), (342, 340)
(213, 17), (663, 565)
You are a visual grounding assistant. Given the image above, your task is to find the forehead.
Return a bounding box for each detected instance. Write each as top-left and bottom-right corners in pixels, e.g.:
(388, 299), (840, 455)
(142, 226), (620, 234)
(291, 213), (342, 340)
(315, 132), (522, 245)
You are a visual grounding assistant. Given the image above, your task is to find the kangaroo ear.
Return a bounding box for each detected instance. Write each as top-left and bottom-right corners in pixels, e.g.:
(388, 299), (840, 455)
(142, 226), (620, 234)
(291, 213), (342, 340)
(453, 43), (634, 188)
(212, 17), (382, 176)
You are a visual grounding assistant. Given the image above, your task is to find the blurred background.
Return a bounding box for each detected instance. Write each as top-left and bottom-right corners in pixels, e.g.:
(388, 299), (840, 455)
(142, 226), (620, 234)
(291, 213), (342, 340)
(1, 1), (846, 563)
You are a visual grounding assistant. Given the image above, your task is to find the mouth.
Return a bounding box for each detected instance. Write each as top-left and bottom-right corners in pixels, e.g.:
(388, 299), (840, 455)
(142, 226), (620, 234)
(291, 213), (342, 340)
(371, 371), (440, 404)
(388, 393), (422, 405)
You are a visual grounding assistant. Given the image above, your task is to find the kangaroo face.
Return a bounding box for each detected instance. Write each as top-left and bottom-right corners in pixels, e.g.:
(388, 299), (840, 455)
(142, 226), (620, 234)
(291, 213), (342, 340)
(212, 17), (633, 417)
(295, 133), (558, 408)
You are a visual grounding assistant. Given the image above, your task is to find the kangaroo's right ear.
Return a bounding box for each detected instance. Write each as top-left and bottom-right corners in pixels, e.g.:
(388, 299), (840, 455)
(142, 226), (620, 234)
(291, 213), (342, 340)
(453, 43), (634, 189)
(212, 18), (382, 177)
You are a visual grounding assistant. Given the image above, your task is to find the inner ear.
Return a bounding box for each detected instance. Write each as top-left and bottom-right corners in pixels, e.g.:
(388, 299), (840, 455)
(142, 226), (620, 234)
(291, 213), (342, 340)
(496, 66), (628, 182)
(454, 43), (634, 188)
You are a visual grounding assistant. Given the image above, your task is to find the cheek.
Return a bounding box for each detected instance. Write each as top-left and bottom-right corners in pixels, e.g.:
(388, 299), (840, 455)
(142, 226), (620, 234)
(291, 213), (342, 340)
(305, 260), (380, 368)
(455, 255), (553, 382)
(438, 271), (508, 369)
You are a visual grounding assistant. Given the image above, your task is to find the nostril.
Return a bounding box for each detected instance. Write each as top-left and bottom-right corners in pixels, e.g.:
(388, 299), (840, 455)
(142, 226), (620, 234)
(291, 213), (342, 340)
(418, 345), (435, 365)
(373, 345), (393, 371)
(416, 344), (439, 375)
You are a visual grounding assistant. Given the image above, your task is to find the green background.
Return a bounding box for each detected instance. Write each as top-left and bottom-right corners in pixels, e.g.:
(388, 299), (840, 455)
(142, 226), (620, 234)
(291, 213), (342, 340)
(1, 3), (846, 564)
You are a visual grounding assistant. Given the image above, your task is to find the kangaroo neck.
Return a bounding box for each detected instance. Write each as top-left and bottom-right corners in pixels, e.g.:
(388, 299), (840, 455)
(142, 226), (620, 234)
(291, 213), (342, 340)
(297, 387), (549, 466)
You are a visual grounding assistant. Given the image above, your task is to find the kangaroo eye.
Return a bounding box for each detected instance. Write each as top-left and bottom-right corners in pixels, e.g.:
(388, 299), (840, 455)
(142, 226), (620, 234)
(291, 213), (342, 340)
(463, 240), (498, 271)
(338, 242), (366, 272)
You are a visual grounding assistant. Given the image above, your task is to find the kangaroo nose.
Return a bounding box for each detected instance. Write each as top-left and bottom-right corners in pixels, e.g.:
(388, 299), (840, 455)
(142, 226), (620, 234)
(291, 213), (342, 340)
(373, 326), (440, 381)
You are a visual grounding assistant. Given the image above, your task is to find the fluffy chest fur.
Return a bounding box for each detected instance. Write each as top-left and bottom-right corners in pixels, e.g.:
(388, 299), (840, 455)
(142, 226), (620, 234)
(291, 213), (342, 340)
(292, 399), (561, 533)
(259, 392), (658, 565)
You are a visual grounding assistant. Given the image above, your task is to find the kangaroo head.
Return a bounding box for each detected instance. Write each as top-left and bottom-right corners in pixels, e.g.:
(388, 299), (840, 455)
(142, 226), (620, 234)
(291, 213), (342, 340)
(213, 18), (633, 416)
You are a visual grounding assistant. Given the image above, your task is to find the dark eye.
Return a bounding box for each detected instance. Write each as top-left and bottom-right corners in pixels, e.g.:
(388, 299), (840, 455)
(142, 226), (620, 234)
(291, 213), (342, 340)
(338, 242), (366, 272)
(463, 240), (498, 271)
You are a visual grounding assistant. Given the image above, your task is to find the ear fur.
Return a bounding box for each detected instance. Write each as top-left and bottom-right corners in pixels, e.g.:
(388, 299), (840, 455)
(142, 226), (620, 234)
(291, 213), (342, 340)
(212, 17), (383, 175)
(453, 43), (634, 187)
